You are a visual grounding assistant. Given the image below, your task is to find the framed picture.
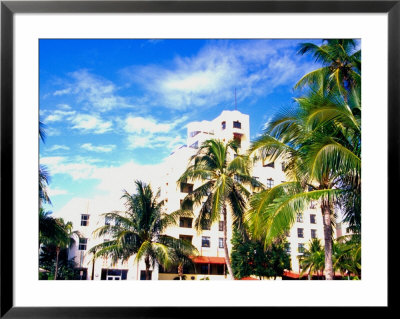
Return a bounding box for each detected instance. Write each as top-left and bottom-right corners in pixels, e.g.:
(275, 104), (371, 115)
(1, 0), (396, 317)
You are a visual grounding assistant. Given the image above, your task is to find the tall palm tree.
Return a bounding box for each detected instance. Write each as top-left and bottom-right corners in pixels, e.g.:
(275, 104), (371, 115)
(246, 87), (361, 280)
(299, 238), (325, 279)
(295, 39), (361, 101)
(90, 180), (197, 280)
(178, 139), (262, 280)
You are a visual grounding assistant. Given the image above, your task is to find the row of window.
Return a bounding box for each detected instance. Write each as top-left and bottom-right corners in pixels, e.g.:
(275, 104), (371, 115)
(180, 217), (225, 231)
(201, 236), (225, 248)
(286, 243), (307, 254)
(221, 120), (242, 130)
(180, 234), (225, 248)
(296, 213), (317, 224)
(291, 228), (318, 239)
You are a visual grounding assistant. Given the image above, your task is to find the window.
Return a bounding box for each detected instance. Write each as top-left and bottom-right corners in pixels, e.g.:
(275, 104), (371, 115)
(297, 228), (304, 238)
(285, 244), (291, 254)
(190, 141), (199, 149)
(78, 238), (88, 251)
(233, 121), (241, 129)
(298, 243), (305, 254)
(221, 121), (226, 130)
(190, 131), (201, 138)
(179, 235), (193, 244)
(311, 229), (317, 239)
(309, 201), (316, 209)
(296, 213), (303, 223)
(180, 183), (193, 194)
(219, 238), (224, 248)
(105, 216), (111, 226)
(81, 214), (89, 226)
(310, 214), (316, 224)
(266, 178), (274, 189)
(219, 221), (224, 231)
(179, 217), (193, 228)
(202, 236), (211, 248)
(281, 162), (286, 171)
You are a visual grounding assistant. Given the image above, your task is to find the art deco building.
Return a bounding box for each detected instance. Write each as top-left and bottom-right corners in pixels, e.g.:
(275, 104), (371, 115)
(64, 110), (325, 280)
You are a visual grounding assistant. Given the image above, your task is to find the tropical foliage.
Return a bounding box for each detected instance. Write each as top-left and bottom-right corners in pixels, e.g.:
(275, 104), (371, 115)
(299, 236), (361, 279)
(178, 139), (262, 280)
(299, 238), (325, 279)
(231, 228), (291, 279)
(89, 180), (198, 280)
(246, 39), (361, 280)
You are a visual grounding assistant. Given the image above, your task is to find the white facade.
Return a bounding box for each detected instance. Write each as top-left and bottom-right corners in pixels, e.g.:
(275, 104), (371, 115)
(62, 109), (325, 280)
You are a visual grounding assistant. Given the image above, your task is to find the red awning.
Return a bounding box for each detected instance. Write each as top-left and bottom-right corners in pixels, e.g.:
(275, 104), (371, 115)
(240, 277), (258, 280)
(191, 256), (226, 264)
(283, 271), (300, 278)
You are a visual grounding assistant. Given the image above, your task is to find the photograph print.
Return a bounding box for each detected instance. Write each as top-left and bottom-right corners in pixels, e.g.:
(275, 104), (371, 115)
(38, 39), (361, 281)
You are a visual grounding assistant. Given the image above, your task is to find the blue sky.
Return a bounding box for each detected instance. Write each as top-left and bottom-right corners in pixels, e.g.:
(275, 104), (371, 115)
(39, 39), (323, 215)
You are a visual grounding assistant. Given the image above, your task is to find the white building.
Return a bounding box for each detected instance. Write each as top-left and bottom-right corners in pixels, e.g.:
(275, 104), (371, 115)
(62, 109), (325, 280)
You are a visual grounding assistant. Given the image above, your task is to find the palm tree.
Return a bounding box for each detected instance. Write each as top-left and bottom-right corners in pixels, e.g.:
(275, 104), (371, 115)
(170, 244), (197, 280)
(333, 235), (361, 279)
(299, 238), (325, 279)
(39, 120), (51, 207)
(246, 87), (361, 280)
(39, 165), (51, 206)
(39, 208), (67, 248)
(39, 214), (77, 280)
(90, 180), (197, 280)
(178, 139), (262, 280)
(295, 39), (361, 100)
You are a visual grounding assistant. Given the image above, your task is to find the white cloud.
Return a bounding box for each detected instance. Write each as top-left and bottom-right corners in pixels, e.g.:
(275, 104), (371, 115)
(47, 144), (70, 152)
(40, 156), (95, 180)
(122, 115), (187, 150)
(48, 187), (68, 197)
(123, 40), (314, 110)
(81, 143), (116, 153)
(124, 116), (171, 134)
(54, 69), (132, 112)
(44, 110), (76, 123)
(53, 88), (72, 96)
(50, 160), (169, 220)
(70, 113), (112, 134)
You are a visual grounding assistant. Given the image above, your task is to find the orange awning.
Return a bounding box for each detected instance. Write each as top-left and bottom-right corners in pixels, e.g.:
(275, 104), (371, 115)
(283, 271), (300, 278)
(240, 276), (258, 280)
(191, 256), (226, 264)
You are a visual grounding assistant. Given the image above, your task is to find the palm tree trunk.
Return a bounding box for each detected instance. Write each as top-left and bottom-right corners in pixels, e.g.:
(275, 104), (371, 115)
(178, 264), (183, 280)
(222, 205), (234, 280)
(145, 256), (151, 280)
(321, 198), (334, 280)
(54, 247), (60, 280)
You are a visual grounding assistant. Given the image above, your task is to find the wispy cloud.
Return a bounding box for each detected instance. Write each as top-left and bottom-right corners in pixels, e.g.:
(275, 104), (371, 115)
(122, 40), (314, 110)
(44, 110), (76, 123)
(122, 115), (187, 150)
(53, 69), (132, 112)
(47, 144), (70, 152)
(48, 187), (68, 197)
(81, 143), (116, 153)
(70, 113), (112, 134)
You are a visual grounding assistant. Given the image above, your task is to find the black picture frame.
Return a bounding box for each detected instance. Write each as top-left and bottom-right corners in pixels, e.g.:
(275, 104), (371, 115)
(1, 0), (396, 317)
